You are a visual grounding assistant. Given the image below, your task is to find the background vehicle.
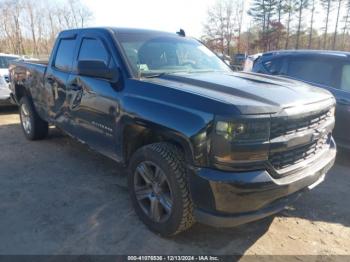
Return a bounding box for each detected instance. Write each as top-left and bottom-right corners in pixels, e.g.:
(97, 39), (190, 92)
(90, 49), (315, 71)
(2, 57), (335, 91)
(245, 50), (350, 150)
(0, 54), (19, 106)
(9, 28), (336, 236)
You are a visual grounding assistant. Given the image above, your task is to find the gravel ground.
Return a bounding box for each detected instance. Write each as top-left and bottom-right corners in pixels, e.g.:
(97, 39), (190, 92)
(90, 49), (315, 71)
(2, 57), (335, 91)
(0, 107), (349, 256)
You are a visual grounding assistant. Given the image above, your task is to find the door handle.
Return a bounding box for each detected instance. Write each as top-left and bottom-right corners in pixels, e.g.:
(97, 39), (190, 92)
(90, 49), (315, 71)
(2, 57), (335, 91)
(47, 77), (54, 84)
(338, 98), (350, 106)
(70, 83), (82, 91)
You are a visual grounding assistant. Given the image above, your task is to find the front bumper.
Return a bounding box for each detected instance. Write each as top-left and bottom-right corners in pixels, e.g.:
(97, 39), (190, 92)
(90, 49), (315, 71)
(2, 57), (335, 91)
(189, 138), (336, 227)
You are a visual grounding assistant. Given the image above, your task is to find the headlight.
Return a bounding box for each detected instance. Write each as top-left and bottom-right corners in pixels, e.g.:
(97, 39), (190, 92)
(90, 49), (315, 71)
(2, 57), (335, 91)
(215, 121), (270, 142)
(211, 119), (270, 170)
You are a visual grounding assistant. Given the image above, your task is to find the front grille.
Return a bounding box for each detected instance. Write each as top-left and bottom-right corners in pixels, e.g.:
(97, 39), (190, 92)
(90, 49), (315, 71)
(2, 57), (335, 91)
(269, 134), (330, 171)
(271, 108), (333, 138)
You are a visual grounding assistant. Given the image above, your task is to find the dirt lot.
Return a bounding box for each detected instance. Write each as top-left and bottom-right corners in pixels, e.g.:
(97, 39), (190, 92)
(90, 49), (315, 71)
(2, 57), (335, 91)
(0, 107), (349, 256)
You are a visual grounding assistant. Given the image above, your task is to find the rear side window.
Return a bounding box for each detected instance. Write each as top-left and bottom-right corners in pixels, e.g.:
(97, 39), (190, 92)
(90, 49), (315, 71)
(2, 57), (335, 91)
(54, 39), (76, 72)
(340, 64), (350, 92)
(287, 57), (337, 87)
(262, 58), (284, 75)
(78, 38), (109, 65)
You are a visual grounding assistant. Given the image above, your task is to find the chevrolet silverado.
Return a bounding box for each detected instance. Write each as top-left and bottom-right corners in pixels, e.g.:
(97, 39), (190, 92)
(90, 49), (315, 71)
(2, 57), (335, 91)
(9, 28), (337, 236)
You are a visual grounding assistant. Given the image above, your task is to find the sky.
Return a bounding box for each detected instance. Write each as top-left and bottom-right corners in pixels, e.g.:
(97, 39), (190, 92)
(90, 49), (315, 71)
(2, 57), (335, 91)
(82, 0), (340, 39)
(83, 0), (251, 38)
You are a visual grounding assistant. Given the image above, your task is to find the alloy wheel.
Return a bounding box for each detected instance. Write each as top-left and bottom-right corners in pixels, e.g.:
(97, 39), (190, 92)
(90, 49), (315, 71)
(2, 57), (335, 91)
(20, 103), (32, 134)
(134, 161), (173, 223)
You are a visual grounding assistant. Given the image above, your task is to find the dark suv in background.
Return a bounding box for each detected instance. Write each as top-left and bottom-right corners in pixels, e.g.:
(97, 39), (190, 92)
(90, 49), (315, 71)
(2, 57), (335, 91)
(245, 50), (350, 150)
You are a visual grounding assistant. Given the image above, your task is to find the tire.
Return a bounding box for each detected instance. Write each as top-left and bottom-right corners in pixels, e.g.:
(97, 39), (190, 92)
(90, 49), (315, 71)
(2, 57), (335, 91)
(19, 96), (48, 140)
(128, 142), (194, 236)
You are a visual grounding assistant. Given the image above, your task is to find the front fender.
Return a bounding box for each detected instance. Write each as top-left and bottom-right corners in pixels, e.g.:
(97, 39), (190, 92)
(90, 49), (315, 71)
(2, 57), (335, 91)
(118, 92), (214, 167)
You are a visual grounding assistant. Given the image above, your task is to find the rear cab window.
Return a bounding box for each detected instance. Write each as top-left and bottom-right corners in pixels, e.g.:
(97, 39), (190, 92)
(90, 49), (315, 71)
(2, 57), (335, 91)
(262, 57), (286, 75)
(340, 64), (350, 92)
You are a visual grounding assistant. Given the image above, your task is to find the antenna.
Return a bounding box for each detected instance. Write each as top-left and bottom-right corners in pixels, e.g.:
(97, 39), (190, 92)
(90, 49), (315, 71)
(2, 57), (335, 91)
(176, 29), (186, 37)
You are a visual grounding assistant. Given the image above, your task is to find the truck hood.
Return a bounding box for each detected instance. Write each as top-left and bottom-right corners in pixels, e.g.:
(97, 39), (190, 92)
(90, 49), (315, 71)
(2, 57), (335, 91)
(144, 71), (335, 115)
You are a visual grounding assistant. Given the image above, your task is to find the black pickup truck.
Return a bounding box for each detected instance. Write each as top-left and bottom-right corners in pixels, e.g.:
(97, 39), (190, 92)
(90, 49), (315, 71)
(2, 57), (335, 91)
(9, 28), (337, 236)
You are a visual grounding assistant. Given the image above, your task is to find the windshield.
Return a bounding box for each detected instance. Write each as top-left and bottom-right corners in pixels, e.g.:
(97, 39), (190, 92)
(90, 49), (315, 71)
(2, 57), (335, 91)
(116, 32), (231, 77)
(0, 56), (18, 69)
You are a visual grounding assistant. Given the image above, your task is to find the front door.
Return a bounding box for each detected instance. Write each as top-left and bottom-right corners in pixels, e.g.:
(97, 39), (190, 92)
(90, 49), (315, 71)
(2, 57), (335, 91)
(66, 32), (122, 160)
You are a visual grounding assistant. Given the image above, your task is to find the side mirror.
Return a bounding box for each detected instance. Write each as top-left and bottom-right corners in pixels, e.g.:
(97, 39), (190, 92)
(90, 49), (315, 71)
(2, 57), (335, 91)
(77, 60), (119, 81)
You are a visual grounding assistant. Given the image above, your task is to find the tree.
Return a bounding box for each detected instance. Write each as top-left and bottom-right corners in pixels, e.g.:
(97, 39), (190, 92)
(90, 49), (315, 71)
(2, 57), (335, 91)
(248, 0), (278, 51)
(0, 0), (93, 56)
(284, 0), (296, 49)
(332, 0), (343, 49)
(320, 0), (333, 49)
(295, 0), (309, 49)
(203, 0), (244, 56)
(235, 0), (245, 53)
(308, 0), (316, 48)
(276, 0), (286, 49)
(342, 0), (350, 49)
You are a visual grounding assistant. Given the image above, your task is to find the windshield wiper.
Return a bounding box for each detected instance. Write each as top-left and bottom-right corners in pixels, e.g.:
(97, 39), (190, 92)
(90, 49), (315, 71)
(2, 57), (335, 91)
(142, 72), (168, 78)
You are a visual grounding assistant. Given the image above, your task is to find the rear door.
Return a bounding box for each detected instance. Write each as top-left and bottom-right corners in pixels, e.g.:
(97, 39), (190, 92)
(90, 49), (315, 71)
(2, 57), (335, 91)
(45, 34), (78, 133)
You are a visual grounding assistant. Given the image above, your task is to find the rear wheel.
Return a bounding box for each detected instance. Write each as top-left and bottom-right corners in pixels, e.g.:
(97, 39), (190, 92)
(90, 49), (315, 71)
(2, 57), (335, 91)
(19, 97), (48, 140)
(129, 143), (194, 236)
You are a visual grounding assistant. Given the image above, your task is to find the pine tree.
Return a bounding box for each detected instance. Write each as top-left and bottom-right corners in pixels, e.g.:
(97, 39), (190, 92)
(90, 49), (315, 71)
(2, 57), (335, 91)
(284, 0), (296, 49)
(342, 0), (350, 49)
(333, 0), (343, 49)
(295, 0), (309, 49)
(248, 0), (278, 51)
(320, 0), (333, 49)
(308, 0), (316, 48)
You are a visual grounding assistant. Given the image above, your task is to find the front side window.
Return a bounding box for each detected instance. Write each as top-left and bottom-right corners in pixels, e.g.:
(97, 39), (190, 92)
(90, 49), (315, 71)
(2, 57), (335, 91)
(286, 56), (337, 87)
(54, 39), (76, 72)
(78, 38), (109, 65)
(117, 32), (231, 77)
(340, 64), (350, 92)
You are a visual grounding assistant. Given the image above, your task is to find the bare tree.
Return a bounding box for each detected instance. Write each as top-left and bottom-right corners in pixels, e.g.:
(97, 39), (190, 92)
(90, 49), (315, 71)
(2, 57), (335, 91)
(308, 0), (316, 48)
(236, 0), (245, 53)
(0, 0), (93, 56)
(332, 0), (343, 49)
(284, 0), (296, 49)
(295, 0), (309, 49)
(342, 0), (350, 49)
(320, 0), (333, 49)
(203, 0), (243, 56)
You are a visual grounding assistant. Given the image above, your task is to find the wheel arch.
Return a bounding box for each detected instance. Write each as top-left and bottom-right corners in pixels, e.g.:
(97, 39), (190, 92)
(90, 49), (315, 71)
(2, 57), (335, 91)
(13, 83), (32, 104)
(121, 122), (198, 167)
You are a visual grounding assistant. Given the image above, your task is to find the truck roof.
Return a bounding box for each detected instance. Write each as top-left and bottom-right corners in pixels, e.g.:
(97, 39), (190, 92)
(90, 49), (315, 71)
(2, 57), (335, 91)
(262, 49), (350, 58)
(59, 27), (178, 38)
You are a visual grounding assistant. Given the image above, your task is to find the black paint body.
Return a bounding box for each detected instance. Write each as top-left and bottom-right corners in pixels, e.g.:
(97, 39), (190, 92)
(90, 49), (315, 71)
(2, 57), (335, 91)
(9, 28), (337, 227)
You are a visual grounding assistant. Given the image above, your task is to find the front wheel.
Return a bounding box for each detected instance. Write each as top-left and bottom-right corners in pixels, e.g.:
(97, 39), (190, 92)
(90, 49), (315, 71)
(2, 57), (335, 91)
(19, 97), (48, 140)
(128, 143), (194, 236)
